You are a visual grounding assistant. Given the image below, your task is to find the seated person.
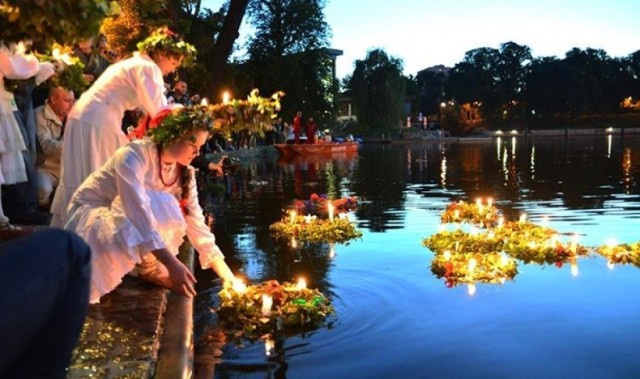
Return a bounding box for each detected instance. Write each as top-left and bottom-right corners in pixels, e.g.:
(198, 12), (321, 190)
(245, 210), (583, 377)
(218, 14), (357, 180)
(0, 228), (91, 379)
(167, 80), (192, 106)
(35, 86), (75, 208)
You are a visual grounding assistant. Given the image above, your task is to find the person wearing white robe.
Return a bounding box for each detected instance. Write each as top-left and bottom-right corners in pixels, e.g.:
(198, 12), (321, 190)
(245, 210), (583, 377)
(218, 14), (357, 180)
(64, 135), (236, 303)
(0, 43), (54, 230)
(51, 29), (193, 227)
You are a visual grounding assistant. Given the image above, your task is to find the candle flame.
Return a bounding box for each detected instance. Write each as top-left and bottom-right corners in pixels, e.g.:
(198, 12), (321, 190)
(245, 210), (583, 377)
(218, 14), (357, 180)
(261, 294), (273, 316)
(222, 91), (230, 104)
(232, 278), (247, 294)
(200, 97), (209, 106)
(291, 236), (297, 248)
(487, 197), (493, 207)
(328, 202), (334, 221)
(289, 210), (297, 224)
(468, 258), (477, 273)
(519, 213), (527, 223)
(296, 277), (307, 290)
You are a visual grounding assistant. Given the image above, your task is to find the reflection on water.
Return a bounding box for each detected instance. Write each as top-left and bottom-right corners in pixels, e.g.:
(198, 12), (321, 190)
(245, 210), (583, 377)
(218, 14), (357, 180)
(195, 136), (640, 379)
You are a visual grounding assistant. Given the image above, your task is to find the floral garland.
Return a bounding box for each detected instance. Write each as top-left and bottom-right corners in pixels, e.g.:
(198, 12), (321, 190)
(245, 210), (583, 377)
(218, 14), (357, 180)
(431, 251), (518, 286)
(424, 200), (595, 288)
(207, 89), (284, 137)
(270, 216), (362, 245)
(217, 280), (334, 341)
(440, 199), (501, 227)
(596, 242), (640, 266)
(136, 27), (196, 64)
(129, 89), (283, 146)
(291, 193), (358, 217)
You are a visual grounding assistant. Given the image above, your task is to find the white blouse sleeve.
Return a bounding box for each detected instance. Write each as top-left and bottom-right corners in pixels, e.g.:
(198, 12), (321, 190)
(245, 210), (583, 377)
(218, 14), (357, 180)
(182, 166), (226, 268)
(113, 145), (167, 252)
(133, 62), (167, 117)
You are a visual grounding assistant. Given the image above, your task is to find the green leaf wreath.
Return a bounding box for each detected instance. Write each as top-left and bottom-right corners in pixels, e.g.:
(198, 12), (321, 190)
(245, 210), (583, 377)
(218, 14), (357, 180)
(217, 280), (335, 341)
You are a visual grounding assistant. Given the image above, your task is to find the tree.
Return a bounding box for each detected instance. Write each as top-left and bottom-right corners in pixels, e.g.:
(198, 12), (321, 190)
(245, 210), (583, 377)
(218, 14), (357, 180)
(243, 0), (334, 124)
(347, 48), (406, 129)
(416, 69), (447, 115)
(0, 0), (118, 47)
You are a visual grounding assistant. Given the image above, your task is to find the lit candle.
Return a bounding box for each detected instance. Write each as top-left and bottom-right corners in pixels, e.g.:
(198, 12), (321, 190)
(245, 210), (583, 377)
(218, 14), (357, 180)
(304, 214), (313, 224)
(261, 294), (273, 316)
(541, 215), (549, 227)
(296, 277), (307, 290)
(443, 250), (451, 261)
(232, 278), (247, 294)
(476, 197), (483, 208)
(487, 197), (493, 207)
(497, 216), (504, 228)
(222, 91), (230, 104)
(606, 237), (617, 253)
(200, 97), (209, 106)
(519, 213), (527, 223)
(291, 236), (297, 248)
(501, 254), (509, 266)
(468, 258), (477, 273)
(328, 202), (334, 221)
(265, 337), (275, 356)
(570, 234), (579, 254)
(289, 210), (297, 224)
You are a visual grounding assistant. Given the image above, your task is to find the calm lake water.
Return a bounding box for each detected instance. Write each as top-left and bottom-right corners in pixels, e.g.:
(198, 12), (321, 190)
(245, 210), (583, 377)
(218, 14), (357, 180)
(194, 135), (640, 379)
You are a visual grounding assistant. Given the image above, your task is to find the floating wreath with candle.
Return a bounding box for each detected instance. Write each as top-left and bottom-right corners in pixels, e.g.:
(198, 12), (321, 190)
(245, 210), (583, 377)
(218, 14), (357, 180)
(440, 198), (501, 227)
(431, 251), (518, 285)
(596, 242), (640, 266)
(217, 279), (335, 340)
(270, 197), (362, 244)
(270, 215), (362, 245)
(424, 200), (594, 287)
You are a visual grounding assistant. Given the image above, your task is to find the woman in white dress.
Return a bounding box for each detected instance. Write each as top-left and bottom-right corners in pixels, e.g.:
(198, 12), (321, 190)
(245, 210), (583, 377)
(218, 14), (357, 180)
(51, 28), (196, 227)
(64, 105), (236, 303)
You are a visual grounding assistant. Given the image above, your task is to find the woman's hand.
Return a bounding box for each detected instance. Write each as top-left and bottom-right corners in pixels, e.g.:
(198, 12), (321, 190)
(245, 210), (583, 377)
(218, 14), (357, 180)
(152, 247), (197, 298)
(166, 259), (197, 298)
(208, 155), (228, 176)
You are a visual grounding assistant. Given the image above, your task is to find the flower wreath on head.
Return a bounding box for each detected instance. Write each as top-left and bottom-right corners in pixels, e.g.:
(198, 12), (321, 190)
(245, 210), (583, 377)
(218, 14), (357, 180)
(130, 104), (216, 148)
(136, 27), (197, 65)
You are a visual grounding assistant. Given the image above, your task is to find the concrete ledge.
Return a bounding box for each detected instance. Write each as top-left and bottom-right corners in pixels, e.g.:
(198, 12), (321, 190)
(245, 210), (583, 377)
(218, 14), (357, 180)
(156, 244), (195, 379)
(68, 244), (195, 378)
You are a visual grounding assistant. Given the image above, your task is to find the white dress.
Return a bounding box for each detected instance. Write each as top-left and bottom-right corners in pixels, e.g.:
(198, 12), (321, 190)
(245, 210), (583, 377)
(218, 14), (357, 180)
(0, 44), (40, 187)
(64, 140), (226, 303)
(51, 53), (167, 227)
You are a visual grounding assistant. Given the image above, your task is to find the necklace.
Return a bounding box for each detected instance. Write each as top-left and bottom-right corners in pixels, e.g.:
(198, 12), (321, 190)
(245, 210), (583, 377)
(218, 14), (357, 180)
(157, 147), (180, 187)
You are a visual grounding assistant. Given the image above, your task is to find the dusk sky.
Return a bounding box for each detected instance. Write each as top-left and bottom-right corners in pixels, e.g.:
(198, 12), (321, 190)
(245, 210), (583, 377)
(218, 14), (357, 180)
(203, 0), (640, 79)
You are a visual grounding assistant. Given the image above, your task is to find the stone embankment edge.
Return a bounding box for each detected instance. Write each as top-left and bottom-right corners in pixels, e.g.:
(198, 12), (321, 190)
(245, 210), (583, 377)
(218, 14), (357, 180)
(155, 243), (195, 379)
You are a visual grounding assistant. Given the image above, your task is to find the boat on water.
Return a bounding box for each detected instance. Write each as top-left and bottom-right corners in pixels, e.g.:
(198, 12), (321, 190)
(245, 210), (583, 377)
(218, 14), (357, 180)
(275, 142), (359, 157)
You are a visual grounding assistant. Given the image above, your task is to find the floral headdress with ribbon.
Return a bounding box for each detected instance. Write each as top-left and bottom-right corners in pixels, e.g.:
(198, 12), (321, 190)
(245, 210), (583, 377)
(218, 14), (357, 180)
(137, 104), (215, 148)
(136, 27), (196, 65)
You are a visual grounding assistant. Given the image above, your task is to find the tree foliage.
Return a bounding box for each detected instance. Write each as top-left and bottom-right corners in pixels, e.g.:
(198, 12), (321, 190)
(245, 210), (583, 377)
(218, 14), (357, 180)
(347, 48), (406, 129)
(0, 0), (118, 47)
(417, 42), (640, 125)
(241, 0), (334, 124)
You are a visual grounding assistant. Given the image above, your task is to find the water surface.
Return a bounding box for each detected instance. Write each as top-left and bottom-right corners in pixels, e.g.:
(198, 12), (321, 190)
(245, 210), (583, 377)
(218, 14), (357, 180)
(194, 135), (640, 379)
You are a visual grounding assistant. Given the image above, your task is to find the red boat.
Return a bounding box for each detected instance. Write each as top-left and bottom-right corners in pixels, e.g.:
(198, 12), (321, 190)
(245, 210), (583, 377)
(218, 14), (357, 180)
(275, 142), (359, 157)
